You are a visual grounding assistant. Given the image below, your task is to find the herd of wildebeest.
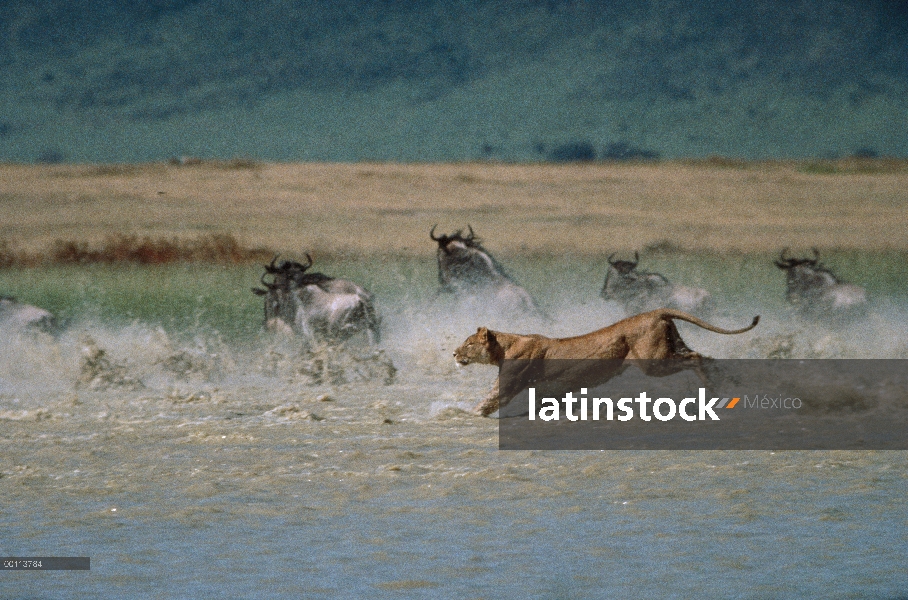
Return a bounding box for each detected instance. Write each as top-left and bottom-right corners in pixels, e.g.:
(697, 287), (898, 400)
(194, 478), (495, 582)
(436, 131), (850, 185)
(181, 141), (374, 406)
(0, 225), (870, 340)
(247, 225), (868, 344)
(0, 225), (874, 413)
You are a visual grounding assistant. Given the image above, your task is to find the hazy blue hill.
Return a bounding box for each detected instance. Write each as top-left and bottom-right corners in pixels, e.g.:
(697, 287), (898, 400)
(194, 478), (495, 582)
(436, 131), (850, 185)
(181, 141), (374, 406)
(0, 0), (906, 162)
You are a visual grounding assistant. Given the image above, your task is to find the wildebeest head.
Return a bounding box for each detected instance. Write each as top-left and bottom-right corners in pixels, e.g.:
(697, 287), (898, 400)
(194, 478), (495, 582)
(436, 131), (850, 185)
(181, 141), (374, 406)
(430, 224), (511, 291)
(601, 252), (670, 299)
(430, 224), (480, 255)
(774, 247), (819, 271)
(606, 251), (640, 276)
(252, 254), (333, 323)
(252, 256), (295, 326)
(255, 254), (336, 289)
(774, 248), (840, 287)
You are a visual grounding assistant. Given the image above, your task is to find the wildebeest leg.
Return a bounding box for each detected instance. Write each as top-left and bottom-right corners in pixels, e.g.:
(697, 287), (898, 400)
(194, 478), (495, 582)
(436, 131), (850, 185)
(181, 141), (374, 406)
(295, 310), (315, 340)
(265, 317), (294, 336)
(429, 285), (456, 304)
(364, 304), (381, 344)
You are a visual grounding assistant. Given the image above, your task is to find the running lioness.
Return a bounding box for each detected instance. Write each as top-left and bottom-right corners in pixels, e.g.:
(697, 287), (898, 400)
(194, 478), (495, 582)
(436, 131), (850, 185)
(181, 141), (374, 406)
(453, 309), (759, 416)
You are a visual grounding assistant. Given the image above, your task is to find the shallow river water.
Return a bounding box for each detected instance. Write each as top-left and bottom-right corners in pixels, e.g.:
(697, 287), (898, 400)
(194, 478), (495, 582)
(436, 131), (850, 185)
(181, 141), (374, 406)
(1, 258), (907, 598)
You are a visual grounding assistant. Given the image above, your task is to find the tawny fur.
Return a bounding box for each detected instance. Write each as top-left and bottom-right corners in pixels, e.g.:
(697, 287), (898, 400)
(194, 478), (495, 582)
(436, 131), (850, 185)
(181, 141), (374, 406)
(453, 308), (759, 416)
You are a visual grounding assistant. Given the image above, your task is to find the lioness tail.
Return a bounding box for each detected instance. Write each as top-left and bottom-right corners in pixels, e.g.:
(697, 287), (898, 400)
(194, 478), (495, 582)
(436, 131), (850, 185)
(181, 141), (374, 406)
(659, 309), (759, 335)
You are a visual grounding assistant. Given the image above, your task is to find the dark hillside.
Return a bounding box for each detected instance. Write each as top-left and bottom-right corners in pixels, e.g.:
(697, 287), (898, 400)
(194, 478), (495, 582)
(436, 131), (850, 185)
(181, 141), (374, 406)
(0, 0), (906, 161)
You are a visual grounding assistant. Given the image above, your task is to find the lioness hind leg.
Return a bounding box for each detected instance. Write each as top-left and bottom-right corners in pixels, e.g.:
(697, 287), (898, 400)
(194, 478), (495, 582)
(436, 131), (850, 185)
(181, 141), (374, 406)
(688, 355), (713, 389)
(636, 353), (714, 392)
(672, 354), (719, 395)
(666, 321), (696, 356)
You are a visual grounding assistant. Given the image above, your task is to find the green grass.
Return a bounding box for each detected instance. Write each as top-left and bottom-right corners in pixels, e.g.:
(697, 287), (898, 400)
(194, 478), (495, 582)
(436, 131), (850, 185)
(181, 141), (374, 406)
(1, 251), (906, 340)
(0, 257), (443, 341)
(0, 264), (265, 340)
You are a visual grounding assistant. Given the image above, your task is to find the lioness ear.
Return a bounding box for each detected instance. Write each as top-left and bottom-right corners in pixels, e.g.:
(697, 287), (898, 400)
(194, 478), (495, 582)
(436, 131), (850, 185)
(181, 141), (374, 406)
(476, 326), (488, 339)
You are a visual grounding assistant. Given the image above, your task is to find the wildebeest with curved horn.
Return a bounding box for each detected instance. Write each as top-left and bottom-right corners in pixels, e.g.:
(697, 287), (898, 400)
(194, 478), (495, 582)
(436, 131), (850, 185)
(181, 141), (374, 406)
(774, 248), (867, 317)
(252, 255), (381, 343)
(600, 252), (712, 315)
(0, 296), (57, 333)
(430, 225), (546, 318)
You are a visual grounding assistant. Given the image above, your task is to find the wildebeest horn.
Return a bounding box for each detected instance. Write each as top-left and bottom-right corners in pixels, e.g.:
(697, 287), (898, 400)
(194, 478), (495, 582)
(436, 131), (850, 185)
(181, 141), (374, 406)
(811, 247), (820, 262)
(632, 251), (639, 265)
(466, 225), (475, 240)
(303, 253), (313, 269)
(259, 272), (277, 289)
(264, 254), (280, 273)
(429, 224), (441, 241)
(607, 252), (617, 265)
(775, 248), (794, 269)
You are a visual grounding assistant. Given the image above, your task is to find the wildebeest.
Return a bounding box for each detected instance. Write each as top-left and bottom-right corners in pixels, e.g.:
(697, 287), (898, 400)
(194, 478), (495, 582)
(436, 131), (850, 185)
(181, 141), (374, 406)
(252, 255), (381, 343)
(0, 296), (57, 333)
(774, 248), (867, 317)
(600, 252), (712, 315)
(430, 225), (546, 318)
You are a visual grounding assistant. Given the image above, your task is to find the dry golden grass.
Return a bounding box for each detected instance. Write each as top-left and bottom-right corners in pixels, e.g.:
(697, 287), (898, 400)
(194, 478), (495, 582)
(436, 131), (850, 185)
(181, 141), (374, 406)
(1, 159), (906, 257)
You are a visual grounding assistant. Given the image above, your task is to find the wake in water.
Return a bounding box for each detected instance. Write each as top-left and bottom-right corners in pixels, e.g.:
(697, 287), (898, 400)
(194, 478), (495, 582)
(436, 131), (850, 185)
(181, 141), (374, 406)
(1, 290), (907, 418)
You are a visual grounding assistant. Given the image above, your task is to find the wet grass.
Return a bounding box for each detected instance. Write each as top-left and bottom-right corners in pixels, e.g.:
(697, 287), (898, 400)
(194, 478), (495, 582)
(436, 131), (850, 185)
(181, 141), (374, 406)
(2, 251), (905, 342)
(0, 264), (265, 340)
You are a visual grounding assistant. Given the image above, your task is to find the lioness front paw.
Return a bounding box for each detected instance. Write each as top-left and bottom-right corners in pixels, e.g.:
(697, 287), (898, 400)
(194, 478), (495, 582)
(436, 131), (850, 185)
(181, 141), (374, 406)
(472, 400), (499, 417)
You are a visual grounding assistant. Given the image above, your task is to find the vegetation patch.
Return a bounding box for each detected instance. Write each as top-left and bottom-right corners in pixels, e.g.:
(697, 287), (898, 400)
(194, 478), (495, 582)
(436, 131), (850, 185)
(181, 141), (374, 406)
(797, 157), (908, 175)
(0, 234), (274, 267)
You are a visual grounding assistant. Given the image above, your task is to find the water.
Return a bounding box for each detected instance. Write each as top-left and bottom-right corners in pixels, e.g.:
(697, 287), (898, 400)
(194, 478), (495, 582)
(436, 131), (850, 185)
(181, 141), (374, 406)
(1, 255), (907, 597)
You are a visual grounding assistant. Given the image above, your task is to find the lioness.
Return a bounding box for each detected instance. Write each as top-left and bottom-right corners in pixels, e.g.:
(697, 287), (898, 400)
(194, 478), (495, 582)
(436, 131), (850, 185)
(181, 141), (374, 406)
(453, 309), (759, 416)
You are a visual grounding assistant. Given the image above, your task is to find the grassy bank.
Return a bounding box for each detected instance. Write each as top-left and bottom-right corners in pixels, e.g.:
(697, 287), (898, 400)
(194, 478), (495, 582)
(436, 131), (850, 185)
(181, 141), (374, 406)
(1, 160), (907, 258)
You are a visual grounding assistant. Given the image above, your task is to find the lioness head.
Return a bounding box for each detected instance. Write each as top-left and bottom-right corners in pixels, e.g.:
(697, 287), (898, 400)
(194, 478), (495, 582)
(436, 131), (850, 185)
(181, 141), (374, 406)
(453, 327), (497, 366)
